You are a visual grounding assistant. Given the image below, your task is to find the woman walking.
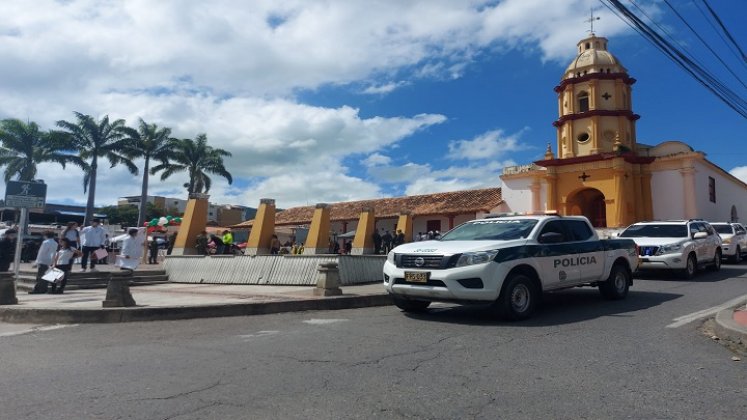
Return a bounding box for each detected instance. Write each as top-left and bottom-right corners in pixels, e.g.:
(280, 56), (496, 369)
(50, 238), (78, 294)
(61, 222), (80, 249)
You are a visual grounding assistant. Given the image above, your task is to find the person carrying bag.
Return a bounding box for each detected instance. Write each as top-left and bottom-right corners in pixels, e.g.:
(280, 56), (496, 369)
(50, 238), (80, 295)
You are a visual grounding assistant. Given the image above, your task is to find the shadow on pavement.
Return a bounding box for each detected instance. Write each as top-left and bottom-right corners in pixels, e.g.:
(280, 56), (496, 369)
(404, 289), (682, 327)
(635, 263), (747, 282)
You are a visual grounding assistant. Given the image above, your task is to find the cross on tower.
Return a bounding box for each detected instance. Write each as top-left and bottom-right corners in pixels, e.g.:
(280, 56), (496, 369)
(602, 92), (611, 100)
(579, 172), (591, 182)
(585, 8), (601, 35)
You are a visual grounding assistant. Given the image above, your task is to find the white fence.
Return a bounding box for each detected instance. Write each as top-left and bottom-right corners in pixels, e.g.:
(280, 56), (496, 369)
(164, 254), (386, 286)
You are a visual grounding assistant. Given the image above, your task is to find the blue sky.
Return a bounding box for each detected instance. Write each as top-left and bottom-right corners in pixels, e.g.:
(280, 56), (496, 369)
(0, 0), (745, 208)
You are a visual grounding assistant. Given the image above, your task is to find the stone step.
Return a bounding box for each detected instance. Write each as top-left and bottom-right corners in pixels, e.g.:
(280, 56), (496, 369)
(15, 273), (169, 291)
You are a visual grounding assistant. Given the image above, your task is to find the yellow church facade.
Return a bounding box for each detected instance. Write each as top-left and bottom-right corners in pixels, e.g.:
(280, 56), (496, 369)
(501, 35), (747, 228)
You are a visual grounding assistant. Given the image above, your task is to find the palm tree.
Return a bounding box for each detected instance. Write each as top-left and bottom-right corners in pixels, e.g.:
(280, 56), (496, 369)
(57, 112), (138, 225)
(0, 118), (85, 182)
(151, 134), (233, 195)
(122, 118), (174, 227)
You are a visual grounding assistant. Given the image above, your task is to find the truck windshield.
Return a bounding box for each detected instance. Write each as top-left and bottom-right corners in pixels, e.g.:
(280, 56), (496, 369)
(711, 224), (734, 235)
(620, 224), (688, 238)
(440, 219), (538, 241)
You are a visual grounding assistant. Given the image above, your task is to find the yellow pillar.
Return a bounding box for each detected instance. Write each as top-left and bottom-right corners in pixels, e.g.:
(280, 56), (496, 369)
(632, 165), (644, 222)
(530, 179), (541, 213)
(613, 167), (627, 228)
(641, 169), (654, 220)
(352, 207), (375, 255)
(304, 203), (331, 254)
(680, 166), (698, 219)
(171, 193), (209, 256)
(395, 212), (413, 243)
(246, 198), (276, 255)
(545, 173), (558, 212)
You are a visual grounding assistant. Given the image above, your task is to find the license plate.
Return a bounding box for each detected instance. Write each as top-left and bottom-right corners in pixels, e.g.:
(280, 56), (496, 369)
(404, 271), (429, 283)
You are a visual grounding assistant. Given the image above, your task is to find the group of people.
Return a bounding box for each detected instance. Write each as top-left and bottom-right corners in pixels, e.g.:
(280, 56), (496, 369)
(372, 229), (406, 255)
(0, 219), (146, 295)
(195, 230), (236, 255)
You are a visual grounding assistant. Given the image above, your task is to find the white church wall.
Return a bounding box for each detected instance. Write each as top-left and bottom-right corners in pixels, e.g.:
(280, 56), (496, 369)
(651, 170), (686, 220)
(693, 161), (747, 223)
(500, 178), (534, 213)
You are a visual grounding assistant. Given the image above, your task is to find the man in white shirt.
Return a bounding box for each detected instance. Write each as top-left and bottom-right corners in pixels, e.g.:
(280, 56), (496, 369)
(30, 231), (58, 294)
(119, 228), (144, 271)
(80, 219), (107, 272)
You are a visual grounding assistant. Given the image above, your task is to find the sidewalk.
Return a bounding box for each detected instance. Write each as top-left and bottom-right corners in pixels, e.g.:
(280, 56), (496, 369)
(0, 282), (391, 324)
(712, 301), (747, 355)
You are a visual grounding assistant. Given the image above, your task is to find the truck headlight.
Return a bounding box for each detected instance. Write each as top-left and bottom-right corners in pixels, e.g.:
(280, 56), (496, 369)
(657, 243), (684, 255)
(455, 249), (500, 267)
(387, 251), (395, 264)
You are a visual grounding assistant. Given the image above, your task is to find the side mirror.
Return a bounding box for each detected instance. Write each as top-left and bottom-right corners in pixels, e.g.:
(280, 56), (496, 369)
(693, 232), (707, 239)
(539, 232), (565, 244)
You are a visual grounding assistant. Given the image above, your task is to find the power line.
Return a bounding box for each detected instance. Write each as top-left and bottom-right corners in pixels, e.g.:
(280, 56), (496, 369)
(599, 0), (747, 119)
(691, 0), (747, 72)
(700, 0), (747, 63)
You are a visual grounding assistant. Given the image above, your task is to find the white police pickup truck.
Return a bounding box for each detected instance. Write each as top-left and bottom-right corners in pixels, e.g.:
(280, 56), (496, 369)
(383, 215), (639, 320)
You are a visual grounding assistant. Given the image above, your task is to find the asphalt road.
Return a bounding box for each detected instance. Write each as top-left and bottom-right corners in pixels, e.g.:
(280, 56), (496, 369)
(1, 265), (746, 420)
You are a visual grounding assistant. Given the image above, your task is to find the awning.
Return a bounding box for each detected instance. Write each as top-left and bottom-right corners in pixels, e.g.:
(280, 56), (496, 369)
(54, 211), (108, 218)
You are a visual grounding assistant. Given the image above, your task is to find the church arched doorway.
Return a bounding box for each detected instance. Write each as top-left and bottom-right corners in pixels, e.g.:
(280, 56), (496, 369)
(567, 188), (607, 227)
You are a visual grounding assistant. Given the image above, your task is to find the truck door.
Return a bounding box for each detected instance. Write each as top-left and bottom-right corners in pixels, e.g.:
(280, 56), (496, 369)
(535, 220), (580, 288)
(564, 219), (606, 282)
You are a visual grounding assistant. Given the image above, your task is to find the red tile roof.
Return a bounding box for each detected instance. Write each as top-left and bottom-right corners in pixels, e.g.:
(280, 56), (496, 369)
(233, 187), (502, 228)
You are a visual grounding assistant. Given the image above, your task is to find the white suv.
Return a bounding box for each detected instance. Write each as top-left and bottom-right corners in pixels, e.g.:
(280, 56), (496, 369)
(710, 222), (747, 263)
(619, 220), (722, 279)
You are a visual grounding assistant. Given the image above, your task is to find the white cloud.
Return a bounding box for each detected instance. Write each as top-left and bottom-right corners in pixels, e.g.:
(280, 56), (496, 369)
(361, 153), (393, 168)
(730, 166), (747, 184)
(361, 81), (409, 95)
(448, 128), (529, 161)
(0, 0), (645, 209)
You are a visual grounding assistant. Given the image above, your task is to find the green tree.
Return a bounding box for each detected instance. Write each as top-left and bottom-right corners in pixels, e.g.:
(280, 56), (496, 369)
(99, 203), (167, 227)
(122, 118), (174, 227)
(57, 112), (138, 225)
(151, 134), (233, 194)
(0, 118), (85, 182)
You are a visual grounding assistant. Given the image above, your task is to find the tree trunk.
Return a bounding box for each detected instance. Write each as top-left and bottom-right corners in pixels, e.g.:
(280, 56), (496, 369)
(84, 157), (98, 226)
(137, 155), (150, 227)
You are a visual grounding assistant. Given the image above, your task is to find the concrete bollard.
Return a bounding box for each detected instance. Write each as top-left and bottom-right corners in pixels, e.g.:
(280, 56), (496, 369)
(102, 270), (137, 308)
(0, 272), (18, 305)
(314, 262), (342, 296)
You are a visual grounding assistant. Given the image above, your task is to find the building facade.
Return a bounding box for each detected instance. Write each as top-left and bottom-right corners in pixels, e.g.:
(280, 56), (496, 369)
(501, 34), (747, 227)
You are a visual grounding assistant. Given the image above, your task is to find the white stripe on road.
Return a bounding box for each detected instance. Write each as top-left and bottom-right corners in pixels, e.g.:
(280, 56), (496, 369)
(666, 294), (747, 328)
(0, 324), (78, 338)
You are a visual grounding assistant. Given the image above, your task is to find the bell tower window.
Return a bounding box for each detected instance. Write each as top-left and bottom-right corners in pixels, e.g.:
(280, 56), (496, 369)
(578, 91), (590, 112)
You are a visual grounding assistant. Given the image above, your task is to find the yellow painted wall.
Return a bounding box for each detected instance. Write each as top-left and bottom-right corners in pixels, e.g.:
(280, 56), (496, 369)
(172, 197), (209, 255)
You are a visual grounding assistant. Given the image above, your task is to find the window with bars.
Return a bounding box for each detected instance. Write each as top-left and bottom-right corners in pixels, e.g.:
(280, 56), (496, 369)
(708, 177), (716, 203)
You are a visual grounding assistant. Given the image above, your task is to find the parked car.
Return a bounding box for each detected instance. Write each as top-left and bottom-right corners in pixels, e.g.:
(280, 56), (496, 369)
(383, 214), (638, 320)
(619, 220), (722, 279)
(710, 222), (747, 263)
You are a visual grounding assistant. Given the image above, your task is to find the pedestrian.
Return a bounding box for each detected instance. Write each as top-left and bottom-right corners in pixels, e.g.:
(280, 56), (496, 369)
(344, 241), (352, 254)
(270, 234), (281, 255)
(80, 219), (107, 272)
(372, 229), (382, 254)
(50, 238), (78, 295)
(434, 230), (441, 240)
(167, 232), (177, 255)
(382, 230), (393, 253)
(395, 229), (405, 246)
(61, 222), (80, 249)
(148, 236), (160, 264)
(0, 229), (17, 272)
(222, 230), (234, 255)
(118, 228), (143, 271)
(29, 231), (58, 294)
(195, 231), (209, 255)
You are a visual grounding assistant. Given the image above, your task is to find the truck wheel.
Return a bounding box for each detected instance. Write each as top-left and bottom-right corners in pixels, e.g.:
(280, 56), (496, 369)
(599, 263), (630, 300)
(730, 247), (741, 264)
(680, 254), (697, 280)
(495, 274), (538, 321)
(708, 249), (722, 271)
(392, 296), (430, 312)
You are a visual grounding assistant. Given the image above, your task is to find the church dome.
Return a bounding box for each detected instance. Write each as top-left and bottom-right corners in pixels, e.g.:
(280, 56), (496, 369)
(563, 35), (626, 79)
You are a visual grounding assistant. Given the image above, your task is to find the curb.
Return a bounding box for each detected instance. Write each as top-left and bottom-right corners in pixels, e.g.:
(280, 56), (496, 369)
(0, 294), (393, 324)
(712, 307), (747, 348)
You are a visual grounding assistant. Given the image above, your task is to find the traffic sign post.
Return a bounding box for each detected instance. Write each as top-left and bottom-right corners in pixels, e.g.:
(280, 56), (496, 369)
(4, 181), (47, 283)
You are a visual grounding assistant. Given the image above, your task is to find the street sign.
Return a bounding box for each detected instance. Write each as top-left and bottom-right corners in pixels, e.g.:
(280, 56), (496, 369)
(4, 181), (47, 209)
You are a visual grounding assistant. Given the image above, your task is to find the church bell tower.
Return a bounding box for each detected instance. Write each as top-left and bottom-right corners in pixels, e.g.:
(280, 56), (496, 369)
(553, 35), (640, 158)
